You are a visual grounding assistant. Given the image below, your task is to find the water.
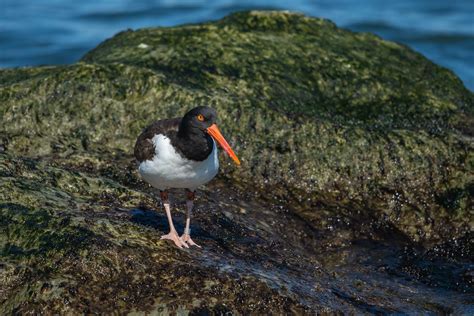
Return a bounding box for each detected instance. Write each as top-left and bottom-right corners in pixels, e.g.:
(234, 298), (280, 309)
(1, 0), (473, 91)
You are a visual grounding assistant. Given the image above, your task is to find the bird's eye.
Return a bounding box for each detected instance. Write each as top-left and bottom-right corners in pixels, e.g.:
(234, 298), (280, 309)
(197, 114), (204, 121)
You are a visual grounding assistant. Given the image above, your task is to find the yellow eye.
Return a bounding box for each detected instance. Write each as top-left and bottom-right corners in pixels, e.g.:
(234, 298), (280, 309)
(197, 114), (204, 121)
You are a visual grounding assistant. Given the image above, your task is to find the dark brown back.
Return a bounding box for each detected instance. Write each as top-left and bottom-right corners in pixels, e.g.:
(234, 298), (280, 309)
(134, 118), (181, 162)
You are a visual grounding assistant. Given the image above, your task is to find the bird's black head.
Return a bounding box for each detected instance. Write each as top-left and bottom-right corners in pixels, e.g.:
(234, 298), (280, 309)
(179, 106), (217, 135)
(178, 106), (240, 165)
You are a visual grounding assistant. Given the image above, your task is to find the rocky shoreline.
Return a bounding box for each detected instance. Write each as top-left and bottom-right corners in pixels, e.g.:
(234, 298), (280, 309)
(1, 11), (472, 314)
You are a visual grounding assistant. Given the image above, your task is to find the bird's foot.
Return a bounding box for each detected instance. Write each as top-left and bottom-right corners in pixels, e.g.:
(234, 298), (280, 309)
(161, 231), (188, 249)
(181, 234), (201, 248)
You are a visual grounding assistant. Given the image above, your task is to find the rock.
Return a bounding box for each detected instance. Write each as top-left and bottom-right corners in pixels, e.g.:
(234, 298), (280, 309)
(0, 11), (472, 314)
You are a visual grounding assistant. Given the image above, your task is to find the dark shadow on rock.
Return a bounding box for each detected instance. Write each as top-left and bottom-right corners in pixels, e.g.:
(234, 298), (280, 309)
(129, 208), (210, 239)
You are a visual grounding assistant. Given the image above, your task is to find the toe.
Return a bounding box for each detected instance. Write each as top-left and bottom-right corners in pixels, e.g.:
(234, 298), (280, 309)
(174, 239), (184, 249)
(189, 240), (201, 248)
(161, 232), (187, 249)
(181, 235), (201, 248)
(181, 239), (190, 248)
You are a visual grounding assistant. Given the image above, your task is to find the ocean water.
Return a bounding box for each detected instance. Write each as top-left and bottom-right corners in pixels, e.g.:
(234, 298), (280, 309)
(1, 0), (473, 91)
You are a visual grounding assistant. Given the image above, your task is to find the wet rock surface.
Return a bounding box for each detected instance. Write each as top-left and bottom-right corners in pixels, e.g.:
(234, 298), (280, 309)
(0, 11), (473, 314)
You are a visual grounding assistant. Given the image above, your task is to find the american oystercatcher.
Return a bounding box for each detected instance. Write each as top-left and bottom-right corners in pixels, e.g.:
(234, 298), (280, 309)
(134, 106), (240, 248)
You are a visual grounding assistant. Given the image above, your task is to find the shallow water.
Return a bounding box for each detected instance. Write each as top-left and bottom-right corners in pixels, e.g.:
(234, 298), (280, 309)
(1, 0), (473, 90)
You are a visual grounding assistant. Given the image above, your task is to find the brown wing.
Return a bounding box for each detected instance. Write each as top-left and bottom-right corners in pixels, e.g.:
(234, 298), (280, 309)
(134, 118), (181, 162)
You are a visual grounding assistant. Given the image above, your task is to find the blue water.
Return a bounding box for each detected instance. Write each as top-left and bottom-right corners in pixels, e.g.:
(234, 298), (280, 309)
(1, 0), (473, 90)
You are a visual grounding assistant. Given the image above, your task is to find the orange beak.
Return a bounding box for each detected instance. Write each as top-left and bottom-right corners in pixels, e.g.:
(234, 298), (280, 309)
(206, 124), (240, 165)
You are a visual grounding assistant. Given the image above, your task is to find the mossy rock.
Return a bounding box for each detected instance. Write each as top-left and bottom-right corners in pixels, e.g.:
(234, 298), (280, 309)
(1, 153), (470, 314)
(0, 11), (473, 313)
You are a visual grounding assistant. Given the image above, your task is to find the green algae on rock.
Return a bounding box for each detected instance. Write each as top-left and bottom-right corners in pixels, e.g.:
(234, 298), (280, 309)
(1, 153), (471, 314)
(1, 11), (472, 242)
(0, 10), (473, 314)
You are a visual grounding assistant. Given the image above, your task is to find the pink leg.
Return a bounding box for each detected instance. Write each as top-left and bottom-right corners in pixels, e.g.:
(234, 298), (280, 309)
(181, 190), (201, 248)
(159, 190), (188, 249)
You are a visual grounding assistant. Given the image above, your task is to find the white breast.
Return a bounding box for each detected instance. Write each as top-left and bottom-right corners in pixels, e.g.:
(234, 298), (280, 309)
(138, 134), (219, 190)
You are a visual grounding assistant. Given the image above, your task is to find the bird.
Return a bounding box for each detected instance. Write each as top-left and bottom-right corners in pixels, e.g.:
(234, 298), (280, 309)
(134, 106), (240, 248)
